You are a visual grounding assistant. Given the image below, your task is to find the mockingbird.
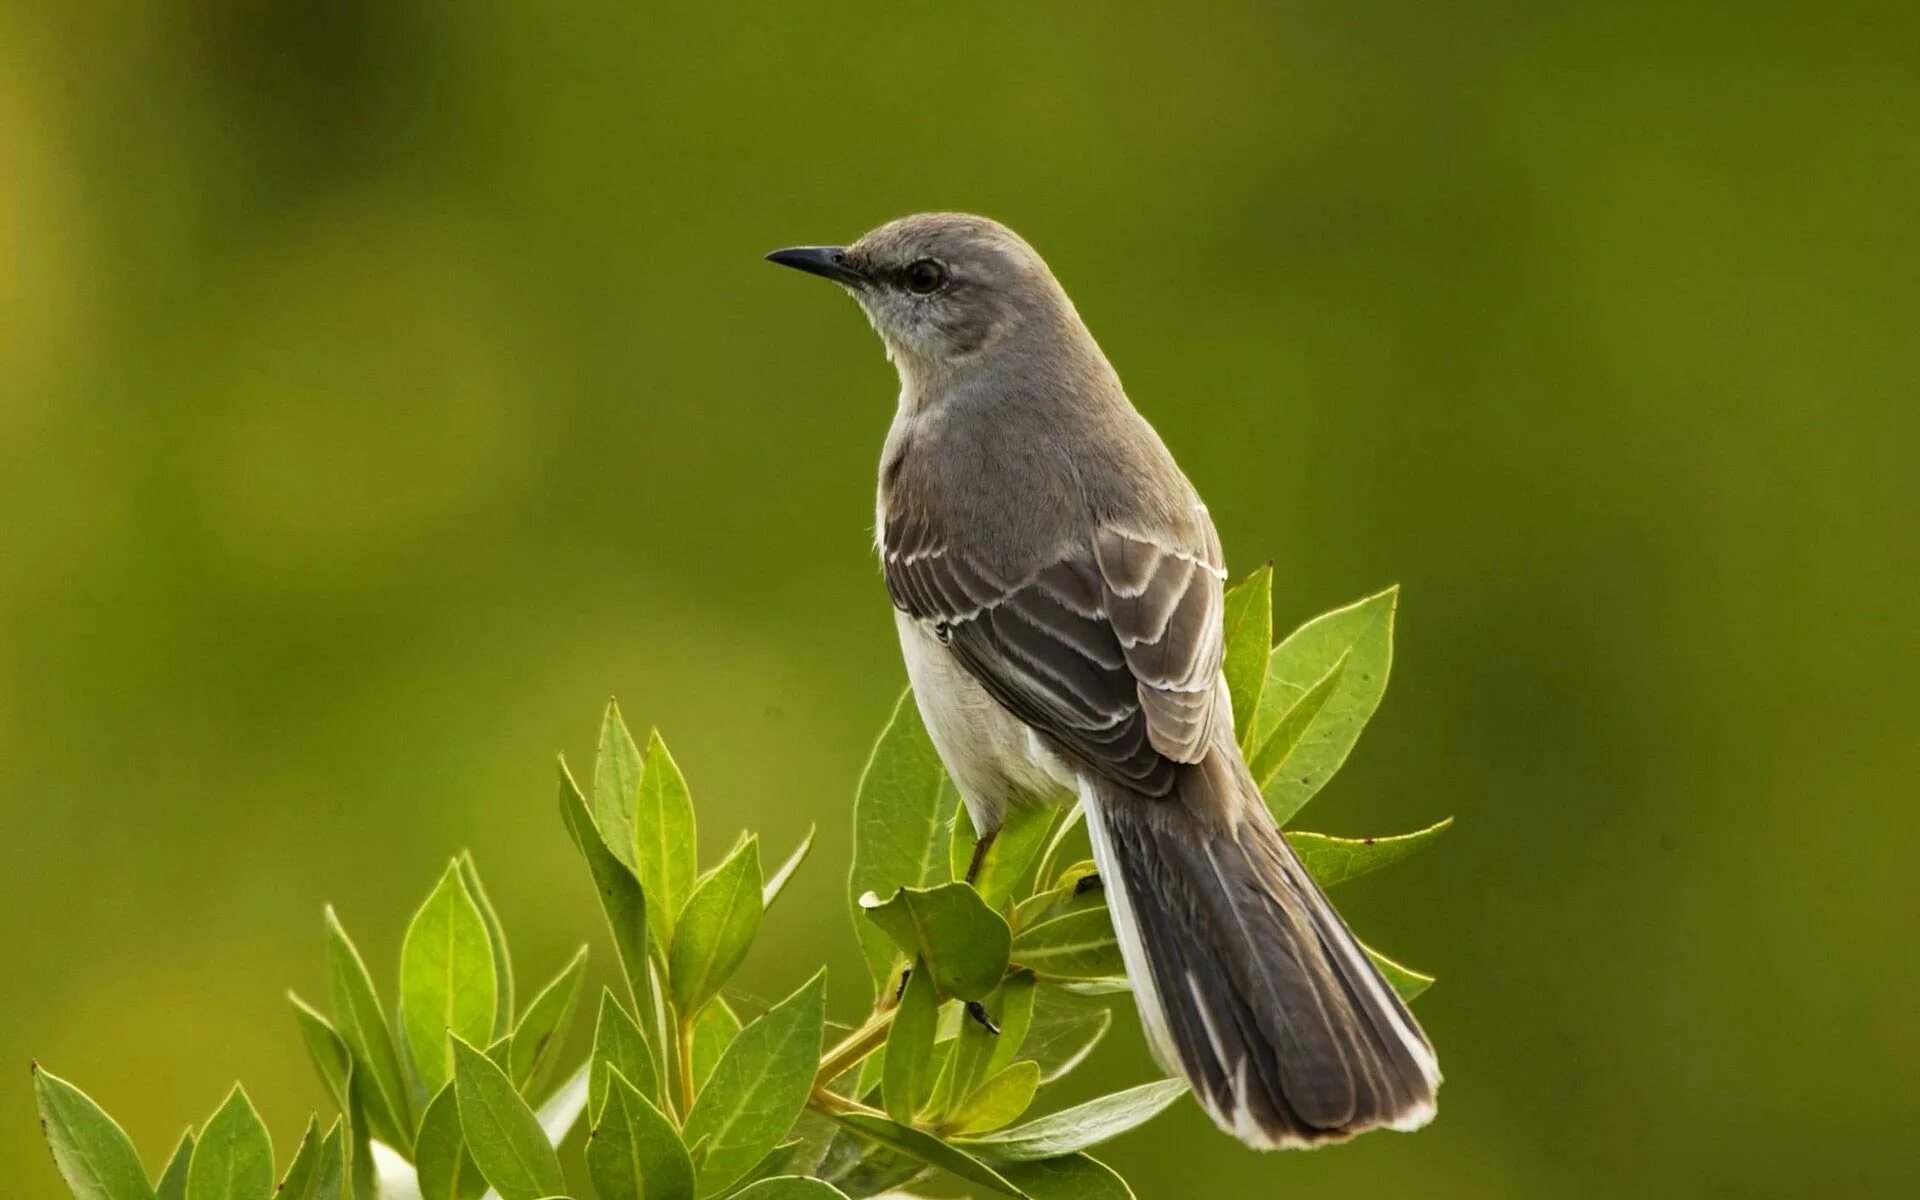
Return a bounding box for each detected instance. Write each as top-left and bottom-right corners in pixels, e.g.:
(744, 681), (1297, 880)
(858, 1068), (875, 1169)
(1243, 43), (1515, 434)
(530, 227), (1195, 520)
(768, 213), (1439, 1149)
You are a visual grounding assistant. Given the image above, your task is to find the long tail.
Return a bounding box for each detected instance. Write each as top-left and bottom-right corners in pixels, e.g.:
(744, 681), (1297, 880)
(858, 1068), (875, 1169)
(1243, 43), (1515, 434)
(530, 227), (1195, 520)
(1080, 745), (1440, 1149)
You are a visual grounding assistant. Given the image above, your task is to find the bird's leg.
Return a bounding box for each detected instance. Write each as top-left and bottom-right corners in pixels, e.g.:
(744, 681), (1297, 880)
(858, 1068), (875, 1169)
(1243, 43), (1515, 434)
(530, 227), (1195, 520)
(893, 964), (913, 1003)
(963, 828), (998, 885)
(964, 1000), (1001, 1036)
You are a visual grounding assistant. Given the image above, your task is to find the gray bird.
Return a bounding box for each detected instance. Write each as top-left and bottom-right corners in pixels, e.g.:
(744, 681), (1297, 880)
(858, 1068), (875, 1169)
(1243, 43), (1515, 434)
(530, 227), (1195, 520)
(767, 213), (1439, 1149)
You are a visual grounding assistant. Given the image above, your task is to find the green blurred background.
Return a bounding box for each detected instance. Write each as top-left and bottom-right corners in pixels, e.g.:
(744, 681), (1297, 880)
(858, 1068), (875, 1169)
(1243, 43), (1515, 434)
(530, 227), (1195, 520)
(4, 1), (1915, 1194)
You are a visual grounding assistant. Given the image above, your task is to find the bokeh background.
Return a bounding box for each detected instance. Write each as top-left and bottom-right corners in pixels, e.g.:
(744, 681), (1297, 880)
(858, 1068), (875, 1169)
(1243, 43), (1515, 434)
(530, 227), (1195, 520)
(4, 2), (1915, 1195)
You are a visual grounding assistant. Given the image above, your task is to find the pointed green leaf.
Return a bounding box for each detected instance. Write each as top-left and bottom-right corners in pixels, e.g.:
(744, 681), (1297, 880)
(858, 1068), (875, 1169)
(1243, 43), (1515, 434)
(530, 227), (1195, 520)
(32, 1066), (155, 1200)
(1018, 985), (1109, 1084)
(457, 852), (517, 1039)
(415, 1081), (488, 1200)
(274, 1119), (321, 1200)
(859, 882), (1011, 1002)
(728, 1179), (850, 1199)
(324, 906), (413, 1147)
(945, 1061), (1041, 1135)
(1249, 586), (1397, 824)
(951, 802), (1058, 911)
(402, 863), (499, 1093)
(586, 1069), (694, 1200)
(1010, 906), (1123, 981)
(882, 959), (939, 1123)
(689, 997), (742, 1098)
(154, 1130), (193, 1200)
(1222, 564), (1273, 746)
(998, 1154), (1134, 1200)
(850, 691), (963, 996)
(957, 1078), (1188, 1162)
(761, 825), (815, 909)
(186, 1085), (274, 1200)
(669, 836), (763, 1014)
(511, 946), (589, 1097)
(343, 1068), (375, 1200)
(1286, 817), (1453, 888)
(983, 974), (1038, 1082)
(1363, 941), (1435, 1002)
(952, 973), (1036, 1106)
(822, 1111), (1023, 1198)
(288, 992), (351, 1110)
(635, 728), (699, 954)
(1248, 651), (1347, 795)
(310, 1122), (345, 1200)
(594, 700), (644, 871)
(590, 988), (659, 1120)
(450, 1037), (564, 1200)
(533, 1060), (591, 1148)
(558, 757), (653, 1023)
(682, 971), (826, 1197)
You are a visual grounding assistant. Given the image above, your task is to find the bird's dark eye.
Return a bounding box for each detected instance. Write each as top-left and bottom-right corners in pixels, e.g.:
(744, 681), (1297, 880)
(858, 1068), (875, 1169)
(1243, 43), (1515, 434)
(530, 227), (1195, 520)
(904, 259), (947, 295)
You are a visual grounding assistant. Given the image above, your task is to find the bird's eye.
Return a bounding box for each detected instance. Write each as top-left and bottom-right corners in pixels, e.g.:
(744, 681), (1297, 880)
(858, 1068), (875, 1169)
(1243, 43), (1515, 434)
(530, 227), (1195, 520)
(904, 259), (947, 295)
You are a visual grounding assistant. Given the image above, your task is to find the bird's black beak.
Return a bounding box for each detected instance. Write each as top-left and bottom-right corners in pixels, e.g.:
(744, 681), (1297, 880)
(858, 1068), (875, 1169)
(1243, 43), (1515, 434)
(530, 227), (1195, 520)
(764, 245), (866, 287)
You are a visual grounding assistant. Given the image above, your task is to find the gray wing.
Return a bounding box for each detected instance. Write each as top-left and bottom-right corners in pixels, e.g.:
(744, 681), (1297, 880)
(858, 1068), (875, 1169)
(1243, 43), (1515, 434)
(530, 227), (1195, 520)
(884, 509), (1226, 797)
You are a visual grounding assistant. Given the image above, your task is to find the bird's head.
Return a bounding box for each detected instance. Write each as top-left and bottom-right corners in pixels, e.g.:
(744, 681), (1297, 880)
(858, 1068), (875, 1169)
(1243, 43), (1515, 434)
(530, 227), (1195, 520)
(767, 212), (1077, 385)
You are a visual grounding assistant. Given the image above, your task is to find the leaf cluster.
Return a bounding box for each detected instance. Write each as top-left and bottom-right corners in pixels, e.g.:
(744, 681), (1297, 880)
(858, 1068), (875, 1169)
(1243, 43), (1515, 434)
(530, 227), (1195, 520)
(33, 579), (1446, 1199)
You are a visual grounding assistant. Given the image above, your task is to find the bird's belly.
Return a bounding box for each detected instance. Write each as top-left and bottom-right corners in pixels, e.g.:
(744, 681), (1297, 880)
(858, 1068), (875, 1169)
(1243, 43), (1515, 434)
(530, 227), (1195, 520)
(893, 611), (1076, 834)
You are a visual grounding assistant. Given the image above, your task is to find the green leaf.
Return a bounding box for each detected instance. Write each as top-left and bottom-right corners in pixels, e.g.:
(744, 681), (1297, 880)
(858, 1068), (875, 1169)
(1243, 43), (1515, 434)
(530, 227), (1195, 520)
(586, 1068), (694, 1200)
(1249, 586), (1398, 824)
(594, 699), (644, 872)
(822, 1111), (1023, 1198)
(762, 825), (815, 909)
(859, 882), (1011, 1001)
(1363, 940), (1435, 1002)
(689, 997), (743, 1098)
(945, 1061), (1041, 1135)
(457, 851), (517, 1040)
(981, 973), (1038, 1082)
(288, 992), (351, 1110)
(1021, 986), (1110, 1083)
(154, 1130), (193, 1200)
(951, 802), (1058, 911)
(882, 959), (939, 1123)
(1247, 650), (1347, 796)
(309, 1122), (346, 1200)
(635, 728), (699, 955)
(956, 1078), (1188, 1162)
(324, 906), (413, 1148)
(1222, 564), (1274, 745)
(682, 970), (826, 1197)
(998, 1154), (1134, 1200)
(451, 1037), (565, 1200)
(274, 1119), (321, 1200)
(511, 946), (589, 1097)
(1009, 906), (1124, 981)
(590, 988), (659, 1120)
(948, 973), (1036, 1112)
(727, 1179), (850, 1199)
(32, 1065), (155, 1200)
(415, 1081), (487, 1200)
(669, 836), (763, 1014)
(1286, 817), (1453, 888)
(558, 757), (654, 1024)
(849, 690), (963, 996)
(186, 1085), (275, 1200)
(343, 1068), (375, 1200)
(402, 862), (500, 1094)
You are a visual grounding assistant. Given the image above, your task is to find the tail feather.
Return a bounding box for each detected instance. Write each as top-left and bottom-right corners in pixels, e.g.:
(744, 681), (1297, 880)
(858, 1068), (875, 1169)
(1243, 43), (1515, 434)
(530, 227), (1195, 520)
(1081, 749), (1439, 1149)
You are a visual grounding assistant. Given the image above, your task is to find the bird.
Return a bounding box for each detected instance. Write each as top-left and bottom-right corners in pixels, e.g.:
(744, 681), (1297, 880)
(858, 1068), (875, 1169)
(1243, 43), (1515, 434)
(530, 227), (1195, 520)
(766, 213), (1439, 1149)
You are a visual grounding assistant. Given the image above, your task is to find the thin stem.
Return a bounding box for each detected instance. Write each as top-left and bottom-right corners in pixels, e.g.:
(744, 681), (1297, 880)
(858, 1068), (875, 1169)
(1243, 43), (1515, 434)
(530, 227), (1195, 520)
(676, 1010), (696, 1118)
(815, 1006), (897, 1089)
